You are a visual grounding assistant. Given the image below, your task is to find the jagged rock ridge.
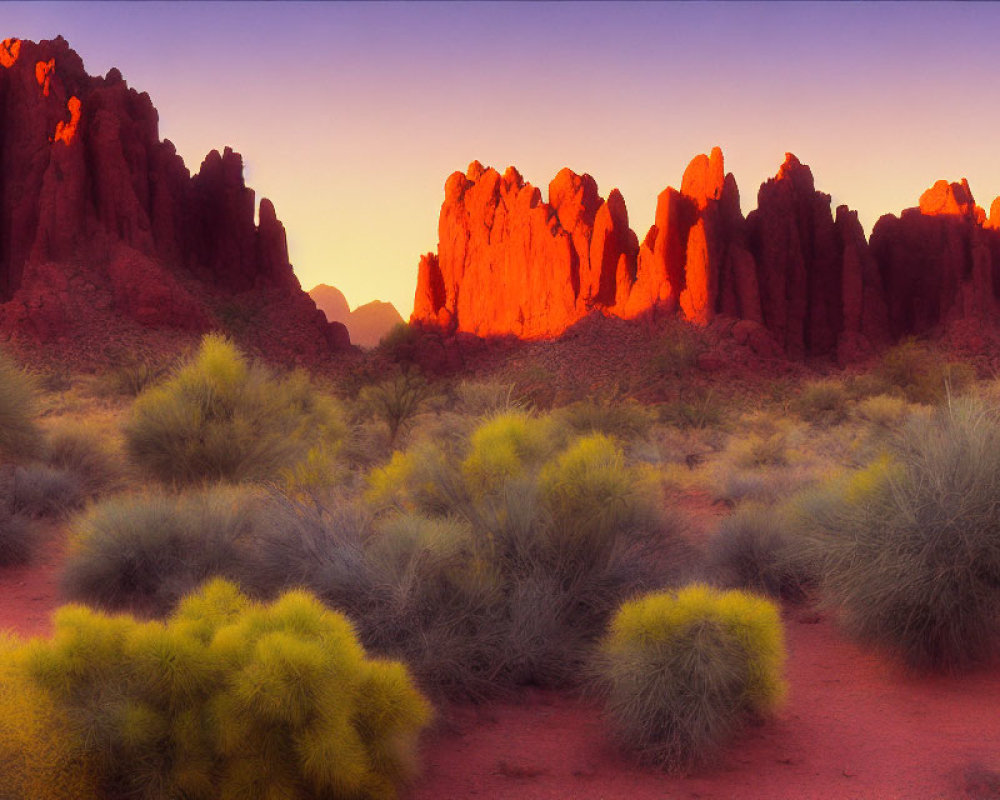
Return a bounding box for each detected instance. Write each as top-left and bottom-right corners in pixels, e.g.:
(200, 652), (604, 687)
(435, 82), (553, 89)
(0, 36), (349, 362)
(413, 149), (1000, 362)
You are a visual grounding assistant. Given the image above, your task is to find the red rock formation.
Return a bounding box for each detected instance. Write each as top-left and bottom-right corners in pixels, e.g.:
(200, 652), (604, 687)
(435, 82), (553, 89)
(0, 37), (347, 363)
(871, 178), (999, 337)
(744, 154), (890, 360)
(413, 148), (899, 362)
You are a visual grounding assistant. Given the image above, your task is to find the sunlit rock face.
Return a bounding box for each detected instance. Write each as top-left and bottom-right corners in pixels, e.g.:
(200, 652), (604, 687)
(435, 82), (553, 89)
(414, 145), (1000, 361)
(413, 149), (897, 361)
(0, 36), (347, 361)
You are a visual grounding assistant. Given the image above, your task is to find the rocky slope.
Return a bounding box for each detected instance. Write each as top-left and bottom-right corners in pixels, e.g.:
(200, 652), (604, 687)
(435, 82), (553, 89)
(413, 148), (1000, 363)
(0, 36), (349, 365)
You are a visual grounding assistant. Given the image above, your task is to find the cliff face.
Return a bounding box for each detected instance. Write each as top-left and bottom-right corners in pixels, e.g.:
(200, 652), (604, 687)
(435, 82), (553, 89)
(0, 36), (348, 362)
(413, 148), (1000, 362)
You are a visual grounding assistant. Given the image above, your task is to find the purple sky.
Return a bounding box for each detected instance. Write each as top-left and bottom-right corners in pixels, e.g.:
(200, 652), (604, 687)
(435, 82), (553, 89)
(5, 2), (1000, 315)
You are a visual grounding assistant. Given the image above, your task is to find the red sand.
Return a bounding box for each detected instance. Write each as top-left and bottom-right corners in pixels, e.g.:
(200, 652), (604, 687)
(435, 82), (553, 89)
(3, 529), (1000, 799)
(411, 614), (1000, 799)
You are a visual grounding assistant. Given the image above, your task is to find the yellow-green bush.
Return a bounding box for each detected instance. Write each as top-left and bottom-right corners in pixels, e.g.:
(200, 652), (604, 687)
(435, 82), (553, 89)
(0, 349), (42, 461)
(462, 411), (558, 495)
(539, 433), (660, 562)
(0, 633), (100, 799)
(125, 334), (344, 485)
(15, 579), (431, 800)
(597, 584), (786, 770)
(355, 413), (682, 697)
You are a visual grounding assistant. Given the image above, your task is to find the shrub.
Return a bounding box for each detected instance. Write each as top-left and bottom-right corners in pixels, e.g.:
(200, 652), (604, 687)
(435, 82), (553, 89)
(0, 633), (100, 799)
(357, 367), (433, 445)
(0, 350), (42, 461)
(461, 411), (558, 496)
(10, 463), (83, 517)
(705, 504), (813, 601)
(596, 585), (786, 770)
(796, 398), (1000, 671)
(794, 379), (849, 426)
(61, 486), (258, 614)
(453, 378), (521, 417)
(874, 340), (976, 404)
(855, 393), (911, 429)
(358, 417), (685, 697)
(657, 389), (724, 429)
(44, 421), (123, 498)
(552, 398), (655, 441)
(16, 579), (431, 800)
(125, 334), (344, 485)
(103, 356), (168, 397)
(0, 507), (35, 566)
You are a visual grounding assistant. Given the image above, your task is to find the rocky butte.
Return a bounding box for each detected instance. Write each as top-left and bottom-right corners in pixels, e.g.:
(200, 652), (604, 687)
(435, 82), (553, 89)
(413, 149), (1000, 364)
(0, 36), (349, 363)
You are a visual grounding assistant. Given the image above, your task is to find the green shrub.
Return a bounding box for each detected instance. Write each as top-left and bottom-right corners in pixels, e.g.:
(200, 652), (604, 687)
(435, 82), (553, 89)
(125, 334), (344, 485)
(61, 487), (258, 614)
(796, 398), (1000, 671)
(15, 579), (431, 800)
(0, 633), (100, 799)
(45, 421), (123, 498)
(596, 584), (786, 770)
(0, 351), (42, 461)
(706, 504), (813, 601)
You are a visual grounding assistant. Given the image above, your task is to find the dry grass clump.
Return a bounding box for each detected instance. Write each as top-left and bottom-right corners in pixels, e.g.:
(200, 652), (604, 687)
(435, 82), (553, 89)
(43, 421), (124, 498)
(9, 464), (83, 518)
(0, 508), (35, 566)
(794, 378), (850, 426)
(595, 585), (786, 770)
(0, 350), (43, 462)
(705, 503), (813, 602)
(795, 397), (1000, 671)
(869, 340), (976, 404)
(125, 334), (344, 486)
(61, 486), (260, 614)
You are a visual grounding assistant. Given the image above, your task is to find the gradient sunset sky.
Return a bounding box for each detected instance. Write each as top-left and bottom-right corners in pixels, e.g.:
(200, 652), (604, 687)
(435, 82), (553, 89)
(5, 2), (1000, 316)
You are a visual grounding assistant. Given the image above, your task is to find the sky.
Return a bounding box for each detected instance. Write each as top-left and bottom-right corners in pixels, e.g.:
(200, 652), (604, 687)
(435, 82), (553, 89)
(5, 2), (1000, 317)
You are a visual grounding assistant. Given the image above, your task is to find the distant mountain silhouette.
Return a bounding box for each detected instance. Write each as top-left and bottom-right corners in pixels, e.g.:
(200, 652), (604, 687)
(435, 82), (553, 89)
(0, 36), (349, 364)
(310, 284), (403, 349)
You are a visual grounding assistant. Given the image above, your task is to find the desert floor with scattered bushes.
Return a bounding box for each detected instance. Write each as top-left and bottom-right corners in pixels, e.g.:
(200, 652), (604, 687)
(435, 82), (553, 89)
(3, 324), (1000, 799)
